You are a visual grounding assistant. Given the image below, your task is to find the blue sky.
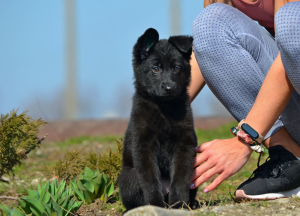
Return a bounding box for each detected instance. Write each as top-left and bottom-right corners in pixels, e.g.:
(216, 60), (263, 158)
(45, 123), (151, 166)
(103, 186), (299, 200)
(0, 0), (229, 121)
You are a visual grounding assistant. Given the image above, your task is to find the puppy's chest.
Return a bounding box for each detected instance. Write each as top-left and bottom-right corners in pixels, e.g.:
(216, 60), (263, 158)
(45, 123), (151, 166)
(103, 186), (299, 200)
(156, 139), (173, 177)
(147, 107), (185, 134)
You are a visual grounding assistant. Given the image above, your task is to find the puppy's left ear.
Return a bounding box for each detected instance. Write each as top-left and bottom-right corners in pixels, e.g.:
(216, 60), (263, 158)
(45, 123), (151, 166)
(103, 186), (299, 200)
(168, 36), (193, 57)
(133, 28), (159, 63)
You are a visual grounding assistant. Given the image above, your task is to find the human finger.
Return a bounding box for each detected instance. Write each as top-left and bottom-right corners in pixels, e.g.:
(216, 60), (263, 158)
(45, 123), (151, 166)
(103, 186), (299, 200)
(192, 160), (215, 181)
(190, 166), (220, 189)
(203, 171), (231, 193)
(193, 152), (208, 167)
(195, 139), (217, 153)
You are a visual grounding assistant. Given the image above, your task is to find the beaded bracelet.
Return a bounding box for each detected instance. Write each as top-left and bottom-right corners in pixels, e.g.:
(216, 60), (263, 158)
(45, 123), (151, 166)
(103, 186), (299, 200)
(230, 126), (264, 154)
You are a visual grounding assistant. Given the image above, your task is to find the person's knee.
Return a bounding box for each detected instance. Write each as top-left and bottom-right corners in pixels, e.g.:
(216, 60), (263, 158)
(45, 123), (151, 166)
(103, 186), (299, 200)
(275, 2), (300, 55)
(192, 3), (237, 80)
(192, 3), (232, 30)
(192, 3), (232, 79)
(192, 3), (233, 54)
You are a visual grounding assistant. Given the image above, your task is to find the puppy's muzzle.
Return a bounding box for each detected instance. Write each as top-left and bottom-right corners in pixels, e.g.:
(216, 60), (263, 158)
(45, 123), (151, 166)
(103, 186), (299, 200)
(161, 82), (176, 95)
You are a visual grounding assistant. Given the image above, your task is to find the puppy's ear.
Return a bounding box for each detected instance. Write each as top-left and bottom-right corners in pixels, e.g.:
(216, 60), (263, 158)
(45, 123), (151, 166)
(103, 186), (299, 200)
(168, 36), (193, 57)
(133, 28), (159, 63)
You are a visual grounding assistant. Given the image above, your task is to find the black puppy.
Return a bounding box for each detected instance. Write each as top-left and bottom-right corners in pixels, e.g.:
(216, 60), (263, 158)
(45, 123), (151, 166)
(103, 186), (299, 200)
(118, 28), (198, 210)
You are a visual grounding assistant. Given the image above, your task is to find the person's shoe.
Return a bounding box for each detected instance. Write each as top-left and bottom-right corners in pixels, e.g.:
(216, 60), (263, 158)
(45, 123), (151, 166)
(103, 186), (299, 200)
(235, 145), (300, 200)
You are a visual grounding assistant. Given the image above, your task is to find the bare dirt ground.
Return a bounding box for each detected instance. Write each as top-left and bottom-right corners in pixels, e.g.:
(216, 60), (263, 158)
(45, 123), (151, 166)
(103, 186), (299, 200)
(38, 116), (236, 142)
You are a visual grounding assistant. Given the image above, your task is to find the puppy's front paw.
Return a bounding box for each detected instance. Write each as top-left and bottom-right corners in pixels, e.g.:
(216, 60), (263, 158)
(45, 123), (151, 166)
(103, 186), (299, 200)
(169, 200), (185, 209)
(189, 199), (200, 210)
(150, 200), (166, 208)
(147, 194), (166, 208)
(168, 192), (189, 209)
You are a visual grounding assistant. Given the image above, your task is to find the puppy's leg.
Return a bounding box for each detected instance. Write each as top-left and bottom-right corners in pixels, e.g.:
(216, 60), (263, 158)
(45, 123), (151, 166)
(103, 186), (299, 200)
(189, 188), (200, 209)
(118, 166), (144, 210)
(133, 147), (165, 208)
(169, 142), (195, 208)
(189, 132), (200, 209)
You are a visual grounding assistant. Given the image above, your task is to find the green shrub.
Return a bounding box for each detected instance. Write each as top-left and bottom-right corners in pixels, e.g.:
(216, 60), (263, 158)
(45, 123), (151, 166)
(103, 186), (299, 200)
(0, 110), (46, 178)
(46, 149), (86, 183)
(84, 139), (122, 186)
(45, 139), (123, 186)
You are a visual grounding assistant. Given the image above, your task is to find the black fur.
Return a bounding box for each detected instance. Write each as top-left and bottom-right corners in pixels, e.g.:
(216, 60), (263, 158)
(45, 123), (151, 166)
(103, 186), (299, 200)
(118, 28), (198, 211)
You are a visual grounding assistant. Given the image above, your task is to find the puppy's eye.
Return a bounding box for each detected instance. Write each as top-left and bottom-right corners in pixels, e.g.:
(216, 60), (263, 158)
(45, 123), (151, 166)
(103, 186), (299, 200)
(174, 66), (181, 73)
(152, 66), (161, 73)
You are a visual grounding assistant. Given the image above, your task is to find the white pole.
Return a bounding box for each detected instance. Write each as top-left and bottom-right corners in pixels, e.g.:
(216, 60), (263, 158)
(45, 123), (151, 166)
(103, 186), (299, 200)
(170, 0), (181, 35)
(64, 0), (78, 120)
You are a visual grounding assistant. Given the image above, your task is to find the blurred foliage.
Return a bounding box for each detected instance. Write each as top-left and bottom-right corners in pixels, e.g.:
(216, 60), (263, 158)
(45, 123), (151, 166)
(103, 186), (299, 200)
(195, 121), (237, 144)
(0, 109), (46, 178)
(0, 205), (25, 216)
(84, 139), (122, 186)
(45, 139), (123, 186)
(45, 149), (86, 183)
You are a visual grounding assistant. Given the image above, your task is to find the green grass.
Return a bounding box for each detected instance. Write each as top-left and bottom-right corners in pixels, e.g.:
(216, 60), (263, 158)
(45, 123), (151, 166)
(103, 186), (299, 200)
(196, 122), (237, 143)
(0, 122), (272, 214)
(0, 134), (121, 195)
(54, 135), (119, 147)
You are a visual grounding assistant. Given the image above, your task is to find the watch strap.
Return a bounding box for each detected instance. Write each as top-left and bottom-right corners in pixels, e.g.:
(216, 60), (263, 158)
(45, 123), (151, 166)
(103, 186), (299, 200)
(230, 126), (264, 154)
(238, 119), (264, 143)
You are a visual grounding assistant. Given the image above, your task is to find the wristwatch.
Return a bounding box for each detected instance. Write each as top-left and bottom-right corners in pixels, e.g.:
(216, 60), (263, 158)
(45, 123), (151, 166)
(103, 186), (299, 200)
(238, 120), (264, 143)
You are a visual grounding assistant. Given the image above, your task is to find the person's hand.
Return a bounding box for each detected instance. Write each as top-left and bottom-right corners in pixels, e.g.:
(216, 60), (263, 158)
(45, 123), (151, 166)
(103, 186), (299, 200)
(191, 136), (252, 192)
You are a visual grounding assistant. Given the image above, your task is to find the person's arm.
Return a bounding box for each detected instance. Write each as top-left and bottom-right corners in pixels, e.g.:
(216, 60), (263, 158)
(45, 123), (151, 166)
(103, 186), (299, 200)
(244, 0), (299, 136)
(244, 53), (294, 138)
(189, 51), (206, 102)
(244, 0), (299, 144)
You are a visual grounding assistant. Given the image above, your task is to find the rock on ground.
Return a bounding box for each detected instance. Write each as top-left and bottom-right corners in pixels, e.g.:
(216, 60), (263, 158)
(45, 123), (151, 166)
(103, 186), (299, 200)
(124, 205), (197, 216)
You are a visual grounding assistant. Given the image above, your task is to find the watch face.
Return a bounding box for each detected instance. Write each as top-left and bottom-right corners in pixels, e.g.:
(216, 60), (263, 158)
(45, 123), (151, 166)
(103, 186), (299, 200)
(241, 123), (259, 139)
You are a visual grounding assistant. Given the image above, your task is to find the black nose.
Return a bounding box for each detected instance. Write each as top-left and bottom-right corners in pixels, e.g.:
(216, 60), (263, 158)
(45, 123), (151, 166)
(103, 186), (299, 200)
(162, 82), (176, 94)
(165, 85), (174, 93)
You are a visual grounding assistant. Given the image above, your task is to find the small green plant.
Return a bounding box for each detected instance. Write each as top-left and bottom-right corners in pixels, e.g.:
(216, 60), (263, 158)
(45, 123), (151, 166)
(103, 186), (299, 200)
(0, 109), (46, 178)
(71, 167), (114, 204)
(0, 205), (25, 216)
(18, 178), (82, 216)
